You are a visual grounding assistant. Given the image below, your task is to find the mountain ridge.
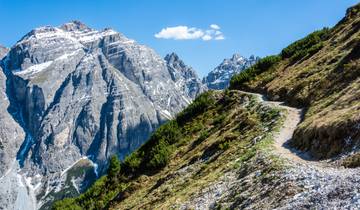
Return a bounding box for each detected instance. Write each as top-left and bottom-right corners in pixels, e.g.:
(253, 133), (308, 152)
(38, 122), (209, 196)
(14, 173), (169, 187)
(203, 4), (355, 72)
(165, 52), (207, 99)
(203, 53), (259, 90)
(0, 20), (203, 209)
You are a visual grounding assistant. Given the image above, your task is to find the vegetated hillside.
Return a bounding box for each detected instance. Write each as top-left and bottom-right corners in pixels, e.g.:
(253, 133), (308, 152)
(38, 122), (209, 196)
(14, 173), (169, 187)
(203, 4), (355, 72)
(230, 3), (360, 160)
(53, 90), (294, 209)
(53, 4), (360, 210)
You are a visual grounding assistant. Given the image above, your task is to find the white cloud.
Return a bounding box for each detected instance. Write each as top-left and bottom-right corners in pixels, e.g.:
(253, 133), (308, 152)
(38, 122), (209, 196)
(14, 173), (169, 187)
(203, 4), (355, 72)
(215, 35), (225, 40)
(215, 31), (222, 35)
(155, 24), (225, 41)
(202, 34), (212, 41)
(210, 24), (220, 30)
(154, 26), (204, 40)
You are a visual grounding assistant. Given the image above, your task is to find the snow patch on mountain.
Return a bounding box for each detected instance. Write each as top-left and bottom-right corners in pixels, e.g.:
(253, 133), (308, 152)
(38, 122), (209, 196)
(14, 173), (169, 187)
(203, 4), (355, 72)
(13, 61), (53, 76)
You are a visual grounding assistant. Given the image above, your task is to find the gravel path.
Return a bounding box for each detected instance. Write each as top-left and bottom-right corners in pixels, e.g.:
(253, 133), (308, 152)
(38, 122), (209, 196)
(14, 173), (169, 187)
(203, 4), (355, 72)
(240, 91), (360, 209)
(179, 91), (360, 209)
(240, 91), (326, 166)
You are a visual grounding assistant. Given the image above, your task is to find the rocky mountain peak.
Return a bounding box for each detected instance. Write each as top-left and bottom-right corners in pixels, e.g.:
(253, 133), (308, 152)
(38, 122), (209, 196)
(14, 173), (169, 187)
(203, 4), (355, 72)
(60, 20), (92, 32)
(0, 21), (196, 209)
(165, 52), (182, 65)
(165, 52), (187, 72)
(165, 52), (206, 99)
(230, 53), (244, 62)
(203, 54), (259, 90)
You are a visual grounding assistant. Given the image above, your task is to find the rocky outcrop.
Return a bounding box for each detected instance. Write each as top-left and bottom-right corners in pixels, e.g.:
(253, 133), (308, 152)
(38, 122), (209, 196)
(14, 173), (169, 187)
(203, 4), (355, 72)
(0, 46), (8, 59)
(0, 46), (26, 177)
(0, 21), (196, 209)
(0, 46), (32, 210)
(203, 54), (259, 90)
(165, 52), (206, 99)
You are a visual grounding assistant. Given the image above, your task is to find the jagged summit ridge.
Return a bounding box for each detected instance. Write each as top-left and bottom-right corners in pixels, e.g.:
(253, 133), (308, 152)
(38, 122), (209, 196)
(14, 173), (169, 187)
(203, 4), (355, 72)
(165, 52), (207, 99)
(9, 21), (129, 72)
(19, 20), (118, 44)
(60, 20), (92, 32)
(203, 53), (259, 90)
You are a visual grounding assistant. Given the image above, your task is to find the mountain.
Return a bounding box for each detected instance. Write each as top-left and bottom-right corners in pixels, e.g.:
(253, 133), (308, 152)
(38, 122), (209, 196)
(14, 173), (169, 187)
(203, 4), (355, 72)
(54, 3), (360, 210)
(0, 21), (201, 209)
(165, 52), (207, 99)
(0, 45), (8, 59)
(0, 46), (33, 210)
(203, 54), (259, 90)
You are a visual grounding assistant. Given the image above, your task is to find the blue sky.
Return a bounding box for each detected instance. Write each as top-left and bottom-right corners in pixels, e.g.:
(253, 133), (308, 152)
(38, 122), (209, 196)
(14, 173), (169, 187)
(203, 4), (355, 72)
(0, 0), (358, 77)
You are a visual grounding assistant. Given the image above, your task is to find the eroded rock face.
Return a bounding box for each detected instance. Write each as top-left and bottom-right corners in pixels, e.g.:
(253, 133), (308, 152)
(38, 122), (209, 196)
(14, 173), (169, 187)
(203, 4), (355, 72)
(165, 52), (207, 99)
(0, 46), (26, 177)
(0, 46), (34, 210)
(203, 54), (259, 90)
(0, 21), (200, 209)
(0, 46), (8, 59)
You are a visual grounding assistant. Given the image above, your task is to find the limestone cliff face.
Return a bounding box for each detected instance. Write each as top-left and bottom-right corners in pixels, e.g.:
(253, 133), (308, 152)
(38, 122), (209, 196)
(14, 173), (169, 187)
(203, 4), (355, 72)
(165, 52), (207, 99)
(0, 21), (201, 209)
(0, 46), (26, 176)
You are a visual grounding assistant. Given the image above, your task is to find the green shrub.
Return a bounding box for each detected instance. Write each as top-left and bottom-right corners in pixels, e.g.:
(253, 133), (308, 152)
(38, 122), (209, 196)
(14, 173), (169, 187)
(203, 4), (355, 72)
(122, 120), (182, 174)
(142, 121), (181, 170)
(218, 141), (230, 150)
(230, 28), (330, 90)
(212, 114), (226, 126)
(260, 109), (280, 122)
(53, 176), (111, 210)
(281, 28), (329, 61)
(254, 55), (282, 72)
(147, 139), (173, 169)
(176, 91), (214, 125)
(198, 130), (210, 142)
(151, 120), (181, 145)
(123, 151), (142, 173)
(52, 198), (80, 210)
(107, 155), (121, 183)
(188, 122), (204, 133)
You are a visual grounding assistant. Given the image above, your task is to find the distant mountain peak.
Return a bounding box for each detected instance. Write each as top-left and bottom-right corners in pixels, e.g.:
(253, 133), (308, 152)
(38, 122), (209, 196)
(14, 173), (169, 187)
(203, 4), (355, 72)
(165, 52), (207, 99)
(165, 52), (178, 58)
(230, 53), (243, 61)
(203, 54), (260, 90)
(165, 52), (181, 63)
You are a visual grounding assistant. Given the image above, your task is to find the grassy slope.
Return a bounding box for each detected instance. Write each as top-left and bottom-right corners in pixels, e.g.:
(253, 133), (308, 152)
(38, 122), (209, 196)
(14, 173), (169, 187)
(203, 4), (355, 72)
(53, 90), (294, 209)
(230, 3), (360, 159)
